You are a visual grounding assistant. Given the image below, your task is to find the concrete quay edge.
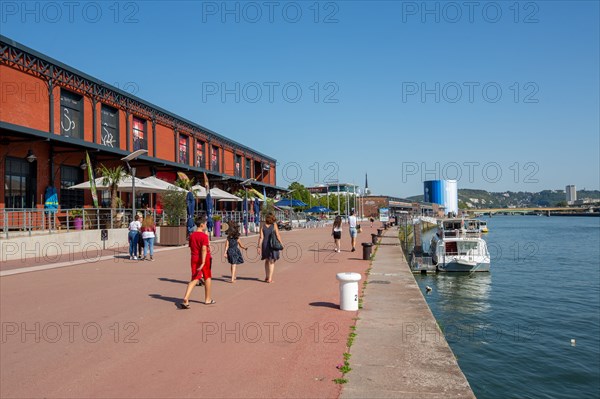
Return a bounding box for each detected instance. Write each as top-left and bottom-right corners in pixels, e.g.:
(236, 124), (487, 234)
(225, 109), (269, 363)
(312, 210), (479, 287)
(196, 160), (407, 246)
(341, 229), (476, 399)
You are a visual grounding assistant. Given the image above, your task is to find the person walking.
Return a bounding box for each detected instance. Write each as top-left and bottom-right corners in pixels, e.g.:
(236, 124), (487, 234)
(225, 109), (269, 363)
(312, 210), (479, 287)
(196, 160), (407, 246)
(258, 213), (283, 283)
(332, 216), (342, 252)
(178, 217), (215, 309)
(348, 210), (358, 252)
(223, 222), (247, 283)
(140, 216), (156, 261)
(128, 214), (141, 260)
(369, 216), (375, 228)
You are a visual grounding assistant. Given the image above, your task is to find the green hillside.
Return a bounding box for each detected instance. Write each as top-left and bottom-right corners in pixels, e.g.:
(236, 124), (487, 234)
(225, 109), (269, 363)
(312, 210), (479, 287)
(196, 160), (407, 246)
(407, 189), (600, 208)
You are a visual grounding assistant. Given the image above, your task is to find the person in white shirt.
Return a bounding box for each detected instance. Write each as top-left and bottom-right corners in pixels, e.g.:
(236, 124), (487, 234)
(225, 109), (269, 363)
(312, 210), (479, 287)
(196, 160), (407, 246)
(348, 210), (358, 252)
(128, 215), (141, 260)
(331, 216), (343, 252)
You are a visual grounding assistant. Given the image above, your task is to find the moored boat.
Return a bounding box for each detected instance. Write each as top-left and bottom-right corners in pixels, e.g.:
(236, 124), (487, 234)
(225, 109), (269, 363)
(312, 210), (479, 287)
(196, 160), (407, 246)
(429, 218), (491, 272)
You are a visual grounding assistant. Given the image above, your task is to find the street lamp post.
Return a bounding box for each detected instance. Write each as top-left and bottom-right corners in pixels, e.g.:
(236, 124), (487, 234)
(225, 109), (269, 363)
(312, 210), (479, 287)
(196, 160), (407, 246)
(287, 189), (297, 226)
(241, 178), (254, 236)
(337, 183), (340, 215)
(121, 149), (148, 220)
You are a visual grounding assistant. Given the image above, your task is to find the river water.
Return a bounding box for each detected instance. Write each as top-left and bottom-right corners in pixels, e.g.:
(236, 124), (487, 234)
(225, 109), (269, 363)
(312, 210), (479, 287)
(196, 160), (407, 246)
(415, 216), (600, 399)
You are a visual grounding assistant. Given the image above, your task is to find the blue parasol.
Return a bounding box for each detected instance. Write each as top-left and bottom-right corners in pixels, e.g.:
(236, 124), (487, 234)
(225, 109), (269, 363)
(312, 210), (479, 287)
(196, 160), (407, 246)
(254, 198), (260, 223)
(275, 199), (307, 207)
(206, 191), (214, 233)
(186, 191), (195, 234)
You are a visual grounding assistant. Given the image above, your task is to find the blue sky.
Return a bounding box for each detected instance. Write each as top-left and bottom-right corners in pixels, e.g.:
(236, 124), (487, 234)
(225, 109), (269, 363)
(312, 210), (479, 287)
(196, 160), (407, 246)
(2, 1), (598, 197)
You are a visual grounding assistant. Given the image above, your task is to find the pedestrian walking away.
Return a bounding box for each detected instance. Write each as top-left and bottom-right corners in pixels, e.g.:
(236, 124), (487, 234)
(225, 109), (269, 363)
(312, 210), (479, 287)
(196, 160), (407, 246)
(223, 221), (248, 283)
(348, 210), (358, 252)
(178, 217), (215, 309)
(258, 213), (283, 283)
(332, 215), (342, 252)
(140, 216), (157, 261)
(128, 214), (141, 260)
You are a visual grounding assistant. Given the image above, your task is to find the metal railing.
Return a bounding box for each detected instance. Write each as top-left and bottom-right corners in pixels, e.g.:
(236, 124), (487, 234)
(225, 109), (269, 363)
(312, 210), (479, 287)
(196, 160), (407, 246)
(0, 208), (337, 239)
(0, 208), (159, 239)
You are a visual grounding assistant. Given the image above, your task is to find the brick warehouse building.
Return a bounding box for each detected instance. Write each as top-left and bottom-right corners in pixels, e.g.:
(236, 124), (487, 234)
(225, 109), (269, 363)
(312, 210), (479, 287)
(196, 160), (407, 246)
(0, 35), (282, 213)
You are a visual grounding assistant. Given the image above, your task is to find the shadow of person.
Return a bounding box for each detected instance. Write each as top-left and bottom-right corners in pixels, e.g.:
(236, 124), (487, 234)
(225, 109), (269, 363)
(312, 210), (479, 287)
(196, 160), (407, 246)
(148, 294), (202, 305)
(157, 277), (189, 284)
(220, 275), (262, 282)
(307, 247), (337, 253)
(309, 301), (339, 309)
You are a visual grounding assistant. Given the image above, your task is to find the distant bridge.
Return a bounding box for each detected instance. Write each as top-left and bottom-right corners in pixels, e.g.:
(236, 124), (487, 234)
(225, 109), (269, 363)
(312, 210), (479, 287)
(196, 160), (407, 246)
(467, 207), (598, 215)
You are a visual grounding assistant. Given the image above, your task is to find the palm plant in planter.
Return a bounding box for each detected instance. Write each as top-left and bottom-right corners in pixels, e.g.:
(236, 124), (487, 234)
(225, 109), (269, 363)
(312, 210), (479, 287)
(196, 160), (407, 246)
(97, 164), (125, 213)
(159, 188), (188, 245)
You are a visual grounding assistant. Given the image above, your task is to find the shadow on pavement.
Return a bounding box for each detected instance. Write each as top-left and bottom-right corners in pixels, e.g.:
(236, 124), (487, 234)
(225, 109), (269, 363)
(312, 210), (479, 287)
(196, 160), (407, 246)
(158, 277), (188, 284)
(309, 301), (339, 309)
(149, 294), (202, 305)
(307, 247), (336, 253)
(220, 275), (262, 282)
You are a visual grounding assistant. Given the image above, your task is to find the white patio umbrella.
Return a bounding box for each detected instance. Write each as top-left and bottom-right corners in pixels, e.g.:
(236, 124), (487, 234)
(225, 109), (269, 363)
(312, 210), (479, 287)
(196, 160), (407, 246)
(212, 188), (242, 202)
(190, 186), (241, 201)
(142, 176), (187, 192)
(69, 175), (166, 193)
(191, 184), (208, 198)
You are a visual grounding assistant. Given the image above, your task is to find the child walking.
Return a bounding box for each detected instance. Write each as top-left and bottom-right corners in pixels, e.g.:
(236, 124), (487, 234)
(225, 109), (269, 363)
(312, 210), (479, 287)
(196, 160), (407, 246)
(223, 222), (247, 283)
(178, 217), (215, 309)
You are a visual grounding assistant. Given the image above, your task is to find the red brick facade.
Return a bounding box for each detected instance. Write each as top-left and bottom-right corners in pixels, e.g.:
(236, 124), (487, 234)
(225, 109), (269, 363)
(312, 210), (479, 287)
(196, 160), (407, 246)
(0, 36), (277, 209)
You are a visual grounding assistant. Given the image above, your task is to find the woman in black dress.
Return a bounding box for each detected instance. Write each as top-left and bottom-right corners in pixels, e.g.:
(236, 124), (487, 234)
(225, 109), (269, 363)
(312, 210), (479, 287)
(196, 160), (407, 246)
(258, 213), (283, 283)
(223, 222), (247, 283)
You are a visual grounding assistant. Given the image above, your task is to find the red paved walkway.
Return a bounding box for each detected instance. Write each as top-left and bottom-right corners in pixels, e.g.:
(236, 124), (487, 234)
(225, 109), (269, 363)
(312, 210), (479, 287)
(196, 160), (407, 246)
(1, 223), (377, 398)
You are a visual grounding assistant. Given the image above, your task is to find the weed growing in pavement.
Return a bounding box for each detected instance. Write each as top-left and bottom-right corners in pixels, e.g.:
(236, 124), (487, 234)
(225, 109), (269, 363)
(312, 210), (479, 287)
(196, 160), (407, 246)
(333, 327), (358, 385)
(337, 353), (352, 373)
(347, 331), (357, 347)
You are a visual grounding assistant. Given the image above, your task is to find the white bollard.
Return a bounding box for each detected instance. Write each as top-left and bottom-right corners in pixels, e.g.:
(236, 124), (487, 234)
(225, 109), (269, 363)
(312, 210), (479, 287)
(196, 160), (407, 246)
(336, 272), (362, 311)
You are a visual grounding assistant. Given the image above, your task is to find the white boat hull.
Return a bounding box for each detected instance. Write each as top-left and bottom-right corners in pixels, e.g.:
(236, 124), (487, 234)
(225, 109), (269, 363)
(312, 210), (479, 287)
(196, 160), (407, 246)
(437, 258), (491, 272)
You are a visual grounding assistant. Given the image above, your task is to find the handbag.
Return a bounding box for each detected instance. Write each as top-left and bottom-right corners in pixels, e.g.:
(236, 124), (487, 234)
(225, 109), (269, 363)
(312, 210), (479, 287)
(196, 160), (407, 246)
(356, 224), (362, 233)
(269, 231), (284, 251)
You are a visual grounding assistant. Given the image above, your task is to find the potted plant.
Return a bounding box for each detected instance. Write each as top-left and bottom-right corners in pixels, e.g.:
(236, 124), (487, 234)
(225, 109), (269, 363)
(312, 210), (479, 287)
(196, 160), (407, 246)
(213, 214), (222, 237)
(158, 188), (188, 245)
(69, 209), (84, 230)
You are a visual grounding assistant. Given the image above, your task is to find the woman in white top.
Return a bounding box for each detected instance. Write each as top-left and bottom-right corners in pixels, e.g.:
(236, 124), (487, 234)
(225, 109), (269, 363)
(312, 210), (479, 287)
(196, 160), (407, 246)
(128, 215), (141, 260)
(332, 216), (342, 252)
(348, 210), (358, 252)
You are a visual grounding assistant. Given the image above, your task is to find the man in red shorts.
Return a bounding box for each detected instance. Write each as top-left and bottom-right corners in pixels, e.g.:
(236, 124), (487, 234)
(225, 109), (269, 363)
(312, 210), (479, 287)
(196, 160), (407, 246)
(178, 216), (215, 309)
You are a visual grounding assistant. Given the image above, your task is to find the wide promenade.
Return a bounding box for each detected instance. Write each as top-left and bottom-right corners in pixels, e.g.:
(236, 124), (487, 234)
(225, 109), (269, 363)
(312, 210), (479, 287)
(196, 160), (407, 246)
(1, 222), (474, 398)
